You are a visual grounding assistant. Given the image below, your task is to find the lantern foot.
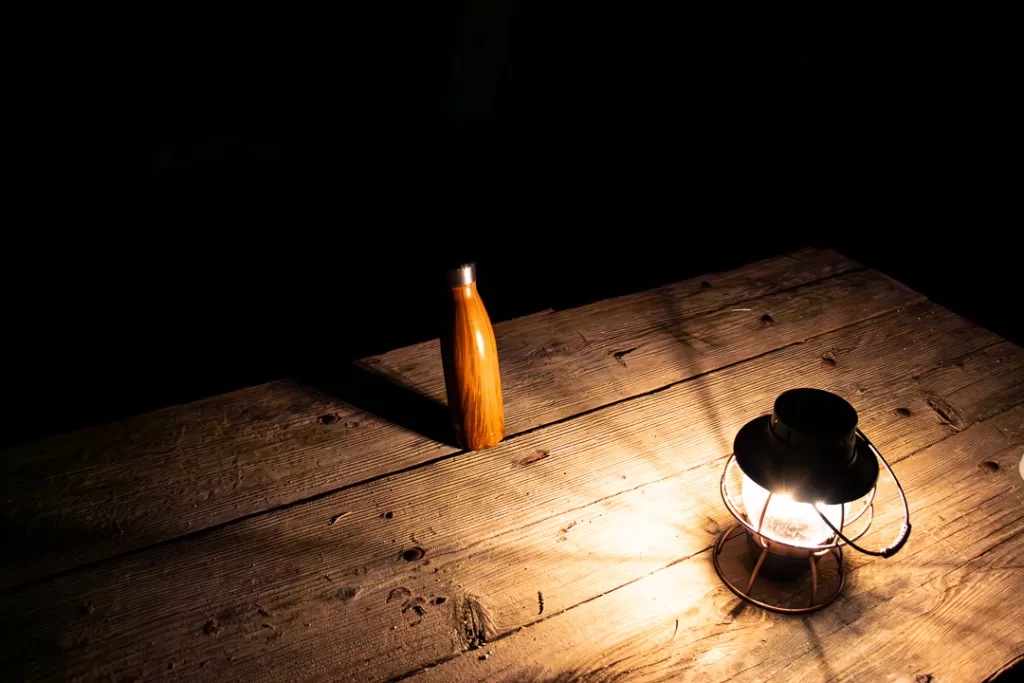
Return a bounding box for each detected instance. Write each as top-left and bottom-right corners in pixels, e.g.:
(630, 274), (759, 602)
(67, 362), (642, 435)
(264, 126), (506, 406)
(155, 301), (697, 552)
(713, 524), (846, 614)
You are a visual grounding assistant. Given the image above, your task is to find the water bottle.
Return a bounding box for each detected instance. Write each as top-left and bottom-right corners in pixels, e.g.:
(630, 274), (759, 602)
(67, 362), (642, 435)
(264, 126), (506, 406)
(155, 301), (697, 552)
(441, 263), (505, 450)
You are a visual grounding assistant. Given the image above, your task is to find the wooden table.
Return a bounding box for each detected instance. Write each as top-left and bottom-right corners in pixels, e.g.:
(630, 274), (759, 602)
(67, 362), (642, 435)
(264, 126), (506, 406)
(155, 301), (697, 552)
(3, 248), (1022, 682)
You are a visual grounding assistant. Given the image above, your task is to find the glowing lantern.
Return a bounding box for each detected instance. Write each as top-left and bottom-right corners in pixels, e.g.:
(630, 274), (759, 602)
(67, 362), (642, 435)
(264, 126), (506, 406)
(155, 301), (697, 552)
(714, 389), (912, 613)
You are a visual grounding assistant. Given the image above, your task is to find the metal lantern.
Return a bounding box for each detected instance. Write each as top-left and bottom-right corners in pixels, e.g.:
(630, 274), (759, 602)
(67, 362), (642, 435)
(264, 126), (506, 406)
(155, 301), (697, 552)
(713, 388), (912, 613)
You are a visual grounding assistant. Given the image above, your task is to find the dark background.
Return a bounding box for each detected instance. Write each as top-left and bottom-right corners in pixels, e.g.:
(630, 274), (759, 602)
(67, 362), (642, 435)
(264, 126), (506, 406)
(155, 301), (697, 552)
(4, 3), (1017, 446)
(144, 4), (1010, 170)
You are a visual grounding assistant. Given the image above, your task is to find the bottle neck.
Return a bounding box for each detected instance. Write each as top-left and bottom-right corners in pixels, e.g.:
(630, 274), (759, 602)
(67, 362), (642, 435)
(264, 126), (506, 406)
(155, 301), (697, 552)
(450, 282), (478, 300)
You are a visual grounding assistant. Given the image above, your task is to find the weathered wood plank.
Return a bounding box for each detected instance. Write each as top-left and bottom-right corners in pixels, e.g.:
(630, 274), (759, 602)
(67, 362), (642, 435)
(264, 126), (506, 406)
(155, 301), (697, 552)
(362, 247), (867, 411)
(851, 339), (1024, 460)
(0, 249), (877, 588)
(411, 407), (1024, 683)
(3, 301), (1014, 682)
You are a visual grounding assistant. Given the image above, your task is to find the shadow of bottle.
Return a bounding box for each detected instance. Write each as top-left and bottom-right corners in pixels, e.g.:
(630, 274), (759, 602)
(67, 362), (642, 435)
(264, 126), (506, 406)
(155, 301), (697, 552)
(296, 360), (458, 449)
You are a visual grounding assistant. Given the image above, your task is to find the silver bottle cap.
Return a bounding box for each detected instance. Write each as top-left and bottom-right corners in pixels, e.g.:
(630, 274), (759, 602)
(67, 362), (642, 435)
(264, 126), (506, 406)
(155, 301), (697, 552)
(447, 263), (477, 287)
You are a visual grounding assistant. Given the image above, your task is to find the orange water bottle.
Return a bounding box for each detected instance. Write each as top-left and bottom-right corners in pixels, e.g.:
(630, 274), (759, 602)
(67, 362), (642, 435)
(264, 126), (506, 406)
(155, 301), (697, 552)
(440, 263), (505, 450)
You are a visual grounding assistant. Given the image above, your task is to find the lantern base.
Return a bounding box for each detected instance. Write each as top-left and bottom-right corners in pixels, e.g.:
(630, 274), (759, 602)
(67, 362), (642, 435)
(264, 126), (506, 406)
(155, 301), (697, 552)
(713, 524), (845, 614)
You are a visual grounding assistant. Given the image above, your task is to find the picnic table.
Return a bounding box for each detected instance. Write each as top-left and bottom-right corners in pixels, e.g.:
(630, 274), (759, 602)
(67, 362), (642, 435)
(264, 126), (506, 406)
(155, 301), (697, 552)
(2, 248), (1021, 682)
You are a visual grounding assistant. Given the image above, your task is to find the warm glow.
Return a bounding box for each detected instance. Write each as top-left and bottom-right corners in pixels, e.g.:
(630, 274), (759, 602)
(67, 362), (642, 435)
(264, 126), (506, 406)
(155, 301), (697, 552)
(595, 505), (682, 560)
(740, 475), (844, 547)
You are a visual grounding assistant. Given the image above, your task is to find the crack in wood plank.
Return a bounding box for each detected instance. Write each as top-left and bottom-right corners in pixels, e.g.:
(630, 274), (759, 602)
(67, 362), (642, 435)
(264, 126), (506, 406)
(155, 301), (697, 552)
(454, 594), (492, 651)
(610, 346), (640, 368)
(926, 395), (966, 432)
(512, 450), (550, 468)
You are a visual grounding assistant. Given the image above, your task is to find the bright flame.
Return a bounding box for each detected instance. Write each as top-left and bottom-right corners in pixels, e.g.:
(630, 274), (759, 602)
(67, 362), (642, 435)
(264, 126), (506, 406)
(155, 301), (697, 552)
(740, 475), (844, 547)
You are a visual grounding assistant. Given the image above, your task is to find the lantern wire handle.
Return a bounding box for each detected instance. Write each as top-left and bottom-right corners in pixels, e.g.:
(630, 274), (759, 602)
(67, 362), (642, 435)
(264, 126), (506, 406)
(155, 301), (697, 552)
(813, 429), (911, 558)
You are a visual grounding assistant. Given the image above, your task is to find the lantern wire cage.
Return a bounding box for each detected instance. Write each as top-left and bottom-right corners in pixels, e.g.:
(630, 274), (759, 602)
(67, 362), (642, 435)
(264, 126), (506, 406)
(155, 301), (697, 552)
(713, 429), (909, 614)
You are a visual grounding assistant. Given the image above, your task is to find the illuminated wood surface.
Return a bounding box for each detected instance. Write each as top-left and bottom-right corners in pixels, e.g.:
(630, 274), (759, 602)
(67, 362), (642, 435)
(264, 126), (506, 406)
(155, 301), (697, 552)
(0, 248), (868, 588)
(2, 250), (1021, 682)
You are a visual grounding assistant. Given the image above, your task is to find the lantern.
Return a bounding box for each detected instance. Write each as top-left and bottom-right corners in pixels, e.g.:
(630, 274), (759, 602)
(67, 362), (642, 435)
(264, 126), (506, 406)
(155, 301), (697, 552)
(713, 388), (912, 613)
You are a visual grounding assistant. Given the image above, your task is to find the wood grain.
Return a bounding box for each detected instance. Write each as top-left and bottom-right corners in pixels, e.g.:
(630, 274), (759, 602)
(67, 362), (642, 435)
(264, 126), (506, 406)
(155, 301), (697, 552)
(3, 301), (1016, 682)
(0, 248), (873, 588)
(441, 282), (504, 450)
(364, 250), (872, 420)
(412, 407), (1024, 683)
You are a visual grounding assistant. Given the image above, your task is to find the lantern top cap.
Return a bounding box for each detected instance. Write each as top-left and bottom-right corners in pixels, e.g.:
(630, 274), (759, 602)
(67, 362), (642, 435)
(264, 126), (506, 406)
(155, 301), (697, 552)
(733, 388), (879, 505)
(775, 388), (857, 436)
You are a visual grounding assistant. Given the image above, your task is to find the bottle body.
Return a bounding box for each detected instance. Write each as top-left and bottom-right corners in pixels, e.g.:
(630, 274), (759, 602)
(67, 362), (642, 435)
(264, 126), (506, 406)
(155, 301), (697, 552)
(441, 279), (505, 450)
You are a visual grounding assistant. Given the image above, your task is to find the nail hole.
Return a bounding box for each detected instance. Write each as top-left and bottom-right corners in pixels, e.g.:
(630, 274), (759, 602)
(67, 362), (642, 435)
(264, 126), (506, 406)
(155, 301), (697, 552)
(821, 357), (837, 368)
(980, 461), (999, 473)
(384, 511), (393, 519)
(759, 313), (775, 326)
(894, 407), (912, 418)
(402, 547), (425, 562)
(319, 414), (338, 425)
(433, 597), (446, 605)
